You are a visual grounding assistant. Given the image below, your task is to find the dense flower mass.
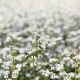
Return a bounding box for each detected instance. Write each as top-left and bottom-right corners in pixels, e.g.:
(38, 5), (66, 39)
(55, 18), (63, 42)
(0, 2), (80, 79)
(0, 34), (80, 80)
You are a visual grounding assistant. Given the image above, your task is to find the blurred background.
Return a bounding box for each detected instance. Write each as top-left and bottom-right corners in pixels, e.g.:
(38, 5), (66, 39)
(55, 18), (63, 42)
(0, 0), (80, 55)
(0, 0), (80, 79)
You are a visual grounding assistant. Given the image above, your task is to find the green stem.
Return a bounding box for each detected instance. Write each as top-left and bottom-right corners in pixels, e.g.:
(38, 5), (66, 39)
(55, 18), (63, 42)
(75, 61), (77, 80)
(33, 54), (35, 80)
(10, 50), (15, 80)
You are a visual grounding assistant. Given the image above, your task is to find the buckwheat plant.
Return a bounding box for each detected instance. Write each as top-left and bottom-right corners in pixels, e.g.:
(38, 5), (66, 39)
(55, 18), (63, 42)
(0, 34), (80, 80)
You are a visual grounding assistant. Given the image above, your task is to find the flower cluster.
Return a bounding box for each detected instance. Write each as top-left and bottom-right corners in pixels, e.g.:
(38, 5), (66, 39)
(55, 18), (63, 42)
(0, 2), (80, 80)
(0, 34), (80, 80)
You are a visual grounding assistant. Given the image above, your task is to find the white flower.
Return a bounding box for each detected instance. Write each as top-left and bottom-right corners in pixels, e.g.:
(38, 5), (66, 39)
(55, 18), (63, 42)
(50, 73), (54, 79)
(55, 64), (63, 71)
(53, 73), (59, 79)
(5, 36), (11, 43)
(51, 66), (55, 70)
(73, 54), (80, 60)
(49, 58), (59, 63)
(70, 31), (77, 36)
(0, 58), (2, 63)
(12, 69), (19, 79)
(59, 71), (67, 77)
(76, 73), (80, 79)
(68, 72), (75, 78)
(3, 71), (10, 79)
(15, 54), (25, 61)
(2, 61), (12, 69)
(35, 76), (40, 80)
(26, 73), (31, 78)
(15, 64), (22, 71)
(63, 57), (71, 61)
(44, 69), (50, 77)
(39, 69), (50, 77)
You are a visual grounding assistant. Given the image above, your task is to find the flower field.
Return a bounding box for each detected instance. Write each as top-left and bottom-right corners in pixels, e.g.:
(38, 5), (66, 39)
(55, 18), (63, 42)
(0, 1), (80, 80)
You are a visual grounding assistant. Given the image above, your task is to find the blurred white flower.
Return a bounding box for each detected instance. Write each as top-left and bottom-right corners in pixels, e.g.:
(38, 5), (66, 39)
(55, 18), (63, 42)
(15, 64), (22, 71)
(12, 69), (19, 79)
(3, 71), (10, 79)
